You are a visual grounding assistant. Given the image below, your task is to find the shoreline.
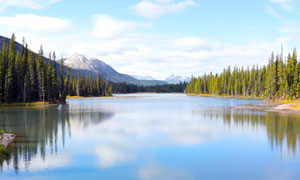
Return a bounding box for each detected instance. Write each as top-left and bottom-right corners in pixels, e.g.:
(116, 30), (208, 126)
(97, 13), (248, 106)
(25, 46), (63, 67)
(185, 93), (263, 100)
(236, 102), (300, 114)
(186, 93), (300, 113)
(67, 96), (113, 99)
(0, 101), (65, 107)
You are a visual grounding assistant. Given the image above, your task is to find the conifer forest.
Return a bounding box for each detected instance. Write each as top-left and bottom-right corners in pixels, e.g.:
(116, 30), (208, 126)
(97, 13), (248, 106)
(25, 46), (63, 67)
(0, 34), (112, 104)
(186, 49), (300, 100)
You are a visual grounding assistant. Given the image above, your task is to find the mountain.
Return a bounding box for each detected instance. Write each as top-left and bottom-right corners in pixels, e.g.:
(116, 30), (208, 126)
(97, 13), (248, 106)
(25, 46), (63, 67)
(1, 35), (63, 76)
(64, 53), (166, 86)
(131, 75), (156, 81)
(0, 35), (166, 86)
(0, 36), (22, 52)
(165, 74), (191, 84)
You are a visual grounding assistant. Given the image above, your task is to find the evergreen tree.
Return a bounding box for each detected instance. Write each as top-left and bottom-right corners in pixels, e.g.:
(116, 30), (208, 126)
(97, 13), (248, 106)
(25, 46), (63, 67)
(4, 34), (17, 102)
(60, 57), (65, 101)
(51, 52), (58, 101)
(36, 46), (46, 101)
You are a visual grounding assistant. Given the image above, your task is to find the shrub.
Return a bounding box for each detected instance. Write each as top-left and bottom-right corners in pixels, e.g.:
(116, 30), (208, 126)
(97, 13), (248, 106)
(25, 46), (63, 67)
(0, 145), (10, 159)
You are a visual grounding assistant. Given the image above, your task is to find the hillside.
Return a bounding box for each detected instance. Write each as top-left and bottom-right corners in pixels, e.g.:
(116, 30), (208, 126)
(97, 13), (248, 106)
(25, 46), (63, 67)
(0, 35), (166, 86)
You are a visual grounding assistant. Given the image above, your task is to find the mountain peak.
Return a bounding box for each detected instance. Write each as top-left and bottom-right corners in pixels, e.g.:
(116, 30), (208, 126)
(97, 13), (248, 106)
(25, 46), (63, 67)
(166, 74), (191, 84)
(131, 75), (156, 81)
(65, 53), (98, 72)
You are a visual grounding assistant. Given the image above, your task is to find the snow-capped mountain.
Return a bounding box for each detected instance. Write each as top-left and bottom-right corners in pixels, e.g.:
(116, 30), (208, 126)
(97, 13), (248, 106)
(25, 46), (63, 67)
(64, 53), (166, 86)
(165, 74), (191, 84)
(64, 53), (108, 72)
(131, 75), (156, 81)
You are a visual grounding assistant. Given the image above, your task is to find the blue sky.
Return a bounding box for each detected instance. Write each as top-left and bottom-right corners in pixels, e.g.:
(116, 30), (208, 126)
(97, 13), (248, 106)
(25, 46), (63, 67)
(0, 0), (299, 79)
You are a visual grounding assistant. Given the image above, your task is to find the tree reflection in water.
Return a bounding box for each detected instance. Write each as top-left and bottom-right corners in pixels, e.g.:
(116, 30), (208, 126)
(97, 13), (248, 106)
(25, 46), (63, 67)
(0, 105), (113, 172)
(1, 104), (300, 173)
(200, 108), (300, 154)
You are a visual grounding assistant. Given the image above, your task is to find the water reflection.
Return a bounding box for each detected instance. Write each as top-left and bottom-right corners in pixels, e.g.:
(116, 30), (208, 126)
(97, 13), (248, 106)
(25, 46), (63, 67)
(0, 106), (70, 172)
(200, 108), (300, 154)
(0, 96), (300, 176)
(0, 105), (113, 172)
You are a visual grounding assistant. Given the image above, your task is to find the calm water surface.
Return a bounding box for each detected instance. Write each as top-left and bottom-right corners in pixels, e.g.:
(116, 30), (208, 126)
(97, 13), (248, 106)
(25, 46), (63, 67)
(1, 93), (300, 180)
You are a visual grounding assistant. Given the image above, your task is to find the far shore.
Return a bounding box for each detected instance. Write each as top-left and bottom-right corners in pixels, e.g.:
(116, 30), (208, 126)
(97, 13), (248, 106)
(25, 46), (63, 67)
(2, 94), (300, 113)
(186, 93), (263, 99)
(235, 102), (300, 114)
(0, 101), (66, 107)
(186, 93), (300, 113)
(0, 102), (55, 107)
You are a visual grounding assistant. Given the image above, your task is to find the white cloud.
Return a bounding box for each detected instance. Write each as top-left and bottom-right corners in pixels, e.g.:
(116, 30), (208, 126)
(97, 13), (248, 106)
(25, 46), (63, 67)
(168, 37), (221, 52)
(138, 164), (193, 180)
(277, 21), (300, 47)
(265, 5), (281, 18)
(278, 21), (300, 34)
(92, 15), (136, 39)
(268, 0), (294, 12)
(0, 14), (71, 33)
(66, 101), (262, 169)
(132, 0), (196, 19)
(60, 31), (278, 79)
(0, 0), (60, 10)
(2, 151), (72, 172)
(94, 144), (135, 168)
(0, 13), (285, 80)
(82, 35), (276, 79)
(154, 0), (173, 4)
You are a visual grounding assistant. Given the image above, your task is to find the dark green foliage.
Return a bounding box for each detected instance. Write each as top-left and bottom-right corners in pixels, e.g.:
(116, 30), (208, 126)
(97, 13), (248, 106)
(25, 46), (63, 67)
(0, 145), (10, 160)
(0, 34), (185, 101)
(111, 82), (187, 93)
(0, 34), (113, 103)
(187, 50), (300, 100)
(67, 72), (112, 97)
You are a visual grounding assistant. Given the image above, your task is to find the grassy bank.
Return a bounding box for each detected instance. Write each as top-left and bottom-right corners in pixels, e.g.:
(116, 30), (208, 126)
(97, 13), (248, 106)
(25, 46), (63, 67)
(67, 96), (114, 99)
(279, 99), (300, 111)
(186, 93), (300, 112)
(185, 93), (262, 99)
(0, 101), (56, 107)
(66, 96), (84, 99)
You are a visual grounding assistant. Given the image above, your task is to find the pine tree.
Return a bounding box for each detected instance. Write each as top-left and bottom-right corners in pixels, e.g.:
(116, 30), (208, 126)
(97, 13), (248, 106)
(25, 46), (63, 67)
(28, 51), (38, 101)
(51, 52), (58, 101)
(63, 67), (71, 99)
(0, 50), (3, 102)
(105, 79), (112, 96)
(60, 57), (65, 101)
(4, 34), (16, 102)
(44, 53), (51, 101)
(292, 49), (299, 98)
(37, 46), (46, 101)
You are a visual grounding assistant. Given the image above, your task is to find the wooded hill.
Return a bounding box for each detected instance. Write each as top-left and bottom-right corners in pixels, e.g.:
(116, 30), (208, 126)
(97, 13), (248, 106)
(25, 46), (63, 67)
(0, 34), (112, 103)
(186, 49), (300, 100)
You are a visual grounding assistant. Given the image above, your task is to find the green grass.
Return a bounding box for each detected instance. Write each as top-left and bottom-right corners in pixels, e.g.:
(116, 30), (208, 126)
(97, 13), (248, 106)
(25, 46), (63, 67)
(0, 101), (51, 107)
(66, 96), (83, 99)
(0, 145), (10, 159)
(279, 99), (300, 111)
(186, 93), (210, 97)
(186, 93), (262, 99)
(280, 99), (300, 104)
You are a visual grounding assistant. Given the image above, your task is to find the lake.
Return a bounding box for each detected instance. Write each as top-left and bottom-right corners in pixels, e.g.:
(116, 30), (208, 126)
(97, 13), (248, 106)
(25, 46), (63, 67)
(1, 93), (300, 180)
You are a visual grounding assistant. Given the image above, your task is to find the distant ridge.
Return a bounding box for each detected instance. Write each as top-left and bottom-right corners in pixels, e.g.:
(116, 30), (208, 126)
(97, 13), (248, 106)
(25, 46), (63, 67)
(165, 74), (191, 84)
(64, 53), (167, 86)
(0, 35), (167, 86)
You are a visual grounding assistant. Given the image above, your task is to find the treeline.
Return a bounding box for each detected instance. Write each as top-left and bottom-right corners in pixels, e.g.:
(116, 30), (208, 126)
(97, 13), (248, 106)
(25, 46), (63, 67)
(0, 34), (112, 103)
(67, 73), (112, 97)
(112, 82), (187, 93)
(186, 49), (300, 100)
